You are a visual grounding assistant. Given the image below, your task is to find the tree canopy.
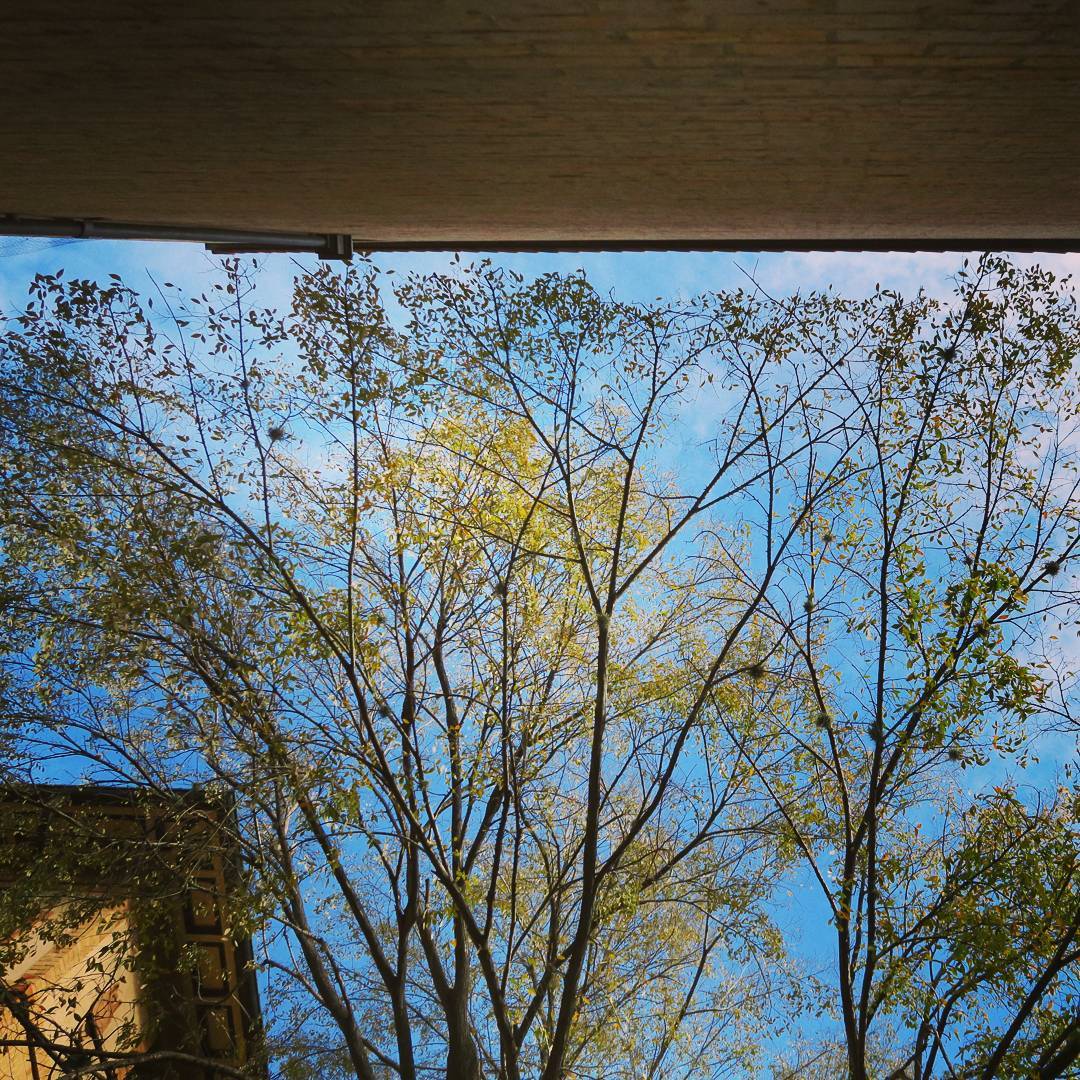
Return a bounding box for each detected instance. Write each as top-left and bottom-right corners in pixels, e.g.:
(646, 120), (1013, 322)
(0, 254), (1077, 1079)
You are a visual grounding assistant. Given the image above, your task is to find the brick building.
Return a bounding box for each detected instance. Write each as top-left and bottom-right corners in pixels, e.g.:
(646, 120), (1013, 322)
(0, 787), (261, 1079)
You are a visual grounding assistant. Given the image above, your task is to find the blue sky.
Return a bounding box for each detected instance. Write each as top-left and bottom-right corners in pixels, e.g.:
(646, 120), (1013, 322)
(4, 235), (1080, 319)
(3, 236), (1077, 1064)
(5, 237), (1077, 829)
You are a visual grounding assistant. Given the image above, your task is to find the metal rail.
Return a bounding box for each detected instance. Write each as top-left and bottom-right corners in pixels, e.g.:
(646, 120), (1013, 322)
(4, 215), (1079, 256)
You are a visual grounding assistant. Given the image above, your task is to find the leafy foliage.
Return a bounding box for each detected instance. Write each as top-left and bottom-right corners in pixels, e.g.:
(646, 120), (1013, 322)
(0, 255), (1077, 1079)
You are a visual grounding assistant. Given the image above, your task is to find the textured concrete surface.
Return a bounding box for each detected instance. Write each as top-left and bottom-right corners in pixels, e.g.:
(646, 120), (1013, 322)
(2, 1), (1079, 244)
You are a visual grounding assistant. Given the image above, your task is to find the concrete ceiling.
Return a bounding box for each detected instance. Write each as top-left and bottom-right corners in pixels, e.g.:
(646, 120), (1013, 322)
(3, 1), (1080, 247)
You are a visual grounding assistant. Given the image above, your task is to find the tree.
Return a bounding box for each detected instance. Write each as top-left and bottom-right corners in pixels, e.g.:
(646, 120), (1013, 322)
(0, 254), (1076, 1079)
(750, 257), (1080, 1080)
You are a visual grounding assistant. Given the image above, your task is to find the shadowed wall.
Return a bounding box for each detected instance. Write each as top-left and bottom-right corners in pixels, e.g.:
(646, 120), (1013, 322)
(2, 1), (1079, 244)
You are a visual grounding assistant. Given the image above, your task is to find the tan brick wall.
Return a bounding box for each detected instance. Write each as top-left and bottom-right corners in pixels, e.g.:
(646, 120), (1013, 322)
(0, 905), (147, 1080)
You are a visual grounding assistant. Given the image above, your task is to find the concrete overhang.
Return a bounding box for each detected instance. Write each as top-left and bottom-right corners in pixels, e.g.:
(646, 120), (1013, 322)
(2, 2), (1079, 251)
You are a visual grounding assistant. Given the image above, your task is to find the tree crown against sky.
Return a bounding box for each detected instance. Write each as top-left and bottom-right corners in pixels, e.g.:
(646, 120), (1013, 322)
(0, 253), (1077, 1079)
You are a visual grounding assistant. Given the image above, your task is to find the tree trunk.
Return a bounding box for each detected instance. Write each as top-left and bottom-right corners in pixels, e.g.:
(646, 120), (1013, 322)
(446, 1006), (483, 1080)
